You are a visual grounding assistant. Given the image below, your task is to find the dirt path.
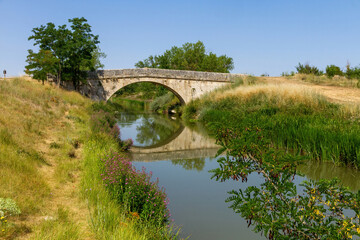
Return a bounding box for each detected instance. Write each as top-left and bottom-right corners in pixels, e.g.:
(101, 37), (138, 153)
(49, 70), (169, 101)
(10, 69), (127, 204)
(20, 111), (94, 239)
(262, 77), (360, 105)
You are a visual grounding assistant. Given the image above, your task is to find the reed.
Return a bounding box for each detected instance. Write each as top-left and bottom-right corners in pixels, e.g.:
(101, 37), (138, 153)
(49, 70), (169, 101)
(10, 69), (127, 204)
(184, 80), (360, 167)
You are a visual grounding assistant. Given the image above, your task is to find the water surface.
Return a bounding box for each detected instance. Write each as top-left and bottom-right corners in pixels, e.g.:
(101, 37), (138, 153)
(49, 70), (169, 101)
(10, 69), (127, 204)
(117, 112), (360, 239)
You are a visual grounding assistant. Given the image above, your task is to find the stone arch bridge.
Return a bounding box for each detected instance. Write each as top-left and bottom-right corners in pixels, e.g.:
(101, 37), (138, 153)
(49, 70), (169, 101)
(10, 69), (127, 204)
(71, 68), (240, 104)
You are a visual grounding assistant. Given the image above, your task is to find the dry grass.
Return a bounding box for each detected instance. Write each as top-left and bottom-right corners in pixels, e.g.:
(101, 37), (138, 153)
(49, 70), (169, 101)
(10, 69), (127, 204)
(294, 74), (359, 88)
(213, 83), (326, 108)
(0, 78), (93, 239)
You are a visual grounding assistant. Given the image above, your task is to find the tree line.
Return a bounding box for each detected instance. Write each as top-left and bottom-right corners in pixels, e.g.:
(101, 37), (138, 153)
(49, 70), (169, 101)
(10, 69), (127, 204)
(283, 62), (360, 80)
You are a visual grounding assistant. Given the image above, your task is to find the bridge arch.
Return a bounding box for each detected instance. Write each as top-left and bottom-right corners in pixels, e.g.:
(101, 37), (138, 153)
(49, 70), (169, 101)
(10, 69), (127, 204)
(108, 80), (186, 105)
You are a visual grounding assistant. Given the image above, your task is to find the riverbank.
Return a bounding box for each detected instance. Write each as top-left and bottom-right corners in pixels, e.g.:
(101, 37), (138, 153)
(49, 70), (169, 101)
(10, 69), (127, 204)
(0, 78), (178, 239)
(183, 76), (360, 167)
(182, 76), (360, 239)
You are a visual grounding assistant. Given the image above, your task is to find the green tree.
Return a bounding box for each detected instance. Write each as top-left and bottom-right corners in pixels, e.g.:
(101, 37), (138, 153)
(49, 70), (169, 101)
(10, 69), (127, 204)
(295, 63), (323, 76)
(25, 49), (59, 84)
(135, 41), (234, 73)
(325, 65), (343, 78)
(25, 17), (104, 88)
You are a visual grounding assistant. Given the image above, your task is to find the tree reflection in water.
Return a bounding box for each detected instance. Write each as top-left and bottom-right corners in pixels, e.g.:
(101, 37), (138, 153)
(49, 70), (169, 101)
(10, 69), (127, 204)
(171, 158), (206, 172)
(135, 114), (182, 146)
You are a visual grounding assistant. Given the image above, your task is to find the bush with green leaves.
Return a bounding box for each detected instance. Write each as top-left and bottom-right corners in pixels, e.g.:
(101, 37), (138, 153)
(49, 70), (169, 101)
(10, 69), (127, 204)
(210, 126), (360, 239)
(326, 65), (343, 78)
(346, 66), (360, 80)
(296, 63), (323, 76)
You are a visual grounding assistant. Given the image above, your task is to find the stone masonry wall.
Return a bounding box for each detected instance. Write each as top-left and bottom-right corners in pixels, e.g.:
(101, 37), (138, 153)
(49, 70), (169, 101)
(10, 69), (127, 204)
(87, 68), (235, 82)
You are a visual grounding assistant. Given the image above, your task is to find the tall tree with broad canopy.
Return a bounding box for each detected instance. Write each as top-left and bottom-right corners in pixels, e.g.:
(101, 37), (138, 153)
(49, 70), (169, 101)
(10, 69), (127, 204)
(135, 41), (234, 73)
(25, 17), (104, 88)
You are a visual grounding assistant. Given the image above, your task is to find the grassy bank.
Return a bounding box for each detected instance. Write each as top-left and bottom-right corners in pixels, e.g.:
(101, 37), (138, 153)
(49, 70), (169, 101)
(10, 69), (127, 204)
(183, 77), (360, 167)
(0, 77), (93, 239)
(0, 78), (178, 239)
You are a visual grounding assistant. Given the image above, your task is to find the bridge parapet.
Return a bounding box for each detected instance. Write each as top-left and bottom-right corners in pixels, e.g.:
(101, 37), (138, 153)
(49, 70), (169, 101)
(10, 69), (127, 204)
(87, 68), (234, 82)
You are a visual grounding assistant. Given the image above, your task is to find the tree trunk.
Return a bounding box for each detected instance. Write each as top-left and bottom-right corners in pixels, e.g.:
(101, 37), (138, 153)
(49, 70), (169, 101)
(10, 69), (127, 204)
(57, 62), (61, 88)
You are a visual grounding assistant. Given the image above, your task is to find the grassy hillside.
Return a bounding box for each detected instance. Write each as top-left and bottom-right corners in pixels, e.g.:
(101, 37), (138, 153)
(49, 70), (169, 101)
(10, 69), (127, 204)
(0, 78), (92, 239)
(0, 78), (179, 240)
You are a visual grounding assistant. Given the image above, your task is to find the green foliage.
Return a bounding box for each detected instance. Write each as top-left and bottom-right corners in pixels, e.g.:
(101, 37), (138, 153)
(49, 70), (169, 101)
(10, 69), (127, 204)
(183, 85), (360, 167)
(211, 126), (360, 239)
(326, 65), (343, 78)
(26, 17), (105, 88)
(25, 49), (59, 84)
(295, 63), (323, 76)
(135, 41), (234, 73)
(115, 82), (169, 100)
(281, 71), (295, 77)
(101, 153), (170, 226)
(346, 65), (360, 80)
(82, 135), (180, 239)
(149, 92), (181, 113)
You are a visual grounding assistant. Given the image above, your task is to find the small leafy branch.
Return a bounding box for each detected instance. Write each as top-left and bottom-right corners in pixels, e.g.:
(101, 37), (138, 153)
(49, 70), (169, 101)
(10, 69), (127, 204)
(210, 125), (360, 239)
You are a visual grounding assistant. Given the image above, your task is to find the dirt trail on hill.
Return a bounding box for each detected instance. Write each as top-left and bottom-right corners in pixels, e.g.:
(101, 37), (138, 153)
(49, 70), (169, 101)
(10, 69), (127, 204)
(20, 111), (94, 239)
(262, 77), (360, 105)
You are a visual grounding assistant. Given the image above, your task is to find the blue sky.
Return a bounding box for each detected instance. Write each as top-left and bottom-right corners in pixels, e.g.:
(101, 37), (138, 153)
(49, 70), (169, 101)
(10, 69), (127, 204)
(0, 0), (359, 76)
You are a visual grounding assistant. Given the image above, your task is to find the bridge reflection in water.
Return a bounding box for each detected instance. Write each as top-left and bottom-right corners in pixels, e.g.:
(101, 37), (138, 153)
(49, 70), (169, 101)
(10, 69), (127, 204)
(130, 125), (220, 163)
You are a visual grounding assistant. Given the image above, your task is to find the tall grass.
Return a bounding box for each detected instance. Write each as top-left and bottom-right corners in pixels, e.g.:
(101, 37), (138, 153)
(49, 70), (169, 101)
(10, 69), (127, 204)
(184, 81), (360, 167)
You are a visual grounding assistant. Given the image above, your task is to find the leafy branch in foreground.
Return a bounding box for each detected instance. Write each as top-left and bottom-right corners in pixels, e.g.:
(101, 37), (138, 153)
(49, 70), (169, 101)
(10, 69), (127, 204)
(210, 125), (360, 239)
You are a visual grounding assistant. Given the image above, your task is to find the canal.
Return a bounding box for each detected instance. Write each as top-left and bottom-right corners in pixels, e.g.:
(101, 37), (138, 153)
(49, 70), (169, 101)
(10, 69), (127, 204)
(117, 111), (360, 240)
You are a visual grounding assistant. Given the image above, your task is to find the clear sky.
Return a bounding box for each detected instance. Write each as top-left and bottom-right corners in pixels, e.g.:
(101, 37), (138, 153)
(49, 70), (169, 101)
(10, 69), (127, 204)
(0, 0), (359, 76)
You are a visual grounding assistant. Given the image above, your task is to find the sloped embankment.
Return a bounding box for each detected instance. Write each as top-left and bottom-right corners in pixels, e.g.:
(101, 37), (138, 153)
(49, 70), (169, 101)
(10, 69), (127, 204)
(184, 79), (360, 167)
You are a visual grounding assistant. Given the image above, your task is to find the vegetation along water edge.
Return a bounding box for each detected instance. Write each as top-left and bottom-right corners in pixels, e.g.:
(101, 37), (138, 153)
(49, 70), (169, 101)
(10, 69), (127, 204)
(182, 75), (360, 239)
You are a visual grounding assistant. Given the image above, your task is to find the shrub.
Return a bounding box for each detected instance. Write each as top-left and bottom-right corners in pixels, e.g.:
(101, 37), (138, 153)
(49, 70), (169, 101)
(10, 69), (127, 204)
(296, 63), (323, 76)
(101, 153), (170, 226)
(326, 65), (343, 78)
(346, 66), (360, 80)
(281, 71), (295, 77)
